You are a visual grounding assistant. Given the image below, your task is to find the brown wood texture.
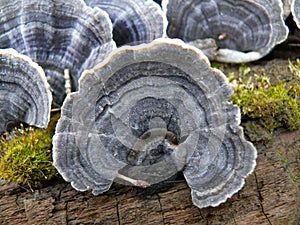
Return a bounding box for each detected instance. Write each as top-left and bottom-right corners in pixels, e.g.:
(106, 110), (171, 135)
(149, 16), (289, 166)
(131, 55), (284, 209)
(0, 128), (299, 225)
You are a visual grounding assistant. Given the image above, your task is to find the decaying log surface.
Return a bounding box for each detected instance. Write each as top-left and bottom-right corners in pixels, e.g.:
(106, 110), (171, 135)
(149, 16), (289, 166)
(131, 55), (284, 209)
(0, 128), (299, 225)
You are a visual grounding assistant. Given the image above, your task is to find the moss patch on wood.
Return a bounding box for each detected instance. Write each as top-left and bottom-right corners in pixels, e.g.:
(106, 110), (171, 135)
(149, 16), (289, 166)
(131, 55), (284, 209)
(0, 113), (60, 191)
(228, 60), (300, 142)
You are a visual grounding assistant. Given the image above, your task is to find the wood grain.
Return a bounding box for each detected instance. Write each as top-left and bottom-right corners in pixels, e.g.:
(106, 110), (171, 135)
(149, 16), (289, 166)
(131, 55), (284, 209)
(0, 129), (299, 225)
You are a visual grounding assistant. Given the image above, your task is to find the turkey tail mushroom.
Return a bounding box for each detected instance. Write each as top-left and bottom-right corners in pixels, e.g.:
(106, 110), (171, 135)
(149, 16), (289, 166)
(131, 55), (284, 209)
(53, 38), (257, 208)
(162, 0), (288, 63)
(0, 49), (52, 132)
(0, 0), (115, 105)
(84, 0), (167, 46)
(282, 0), (293, 19)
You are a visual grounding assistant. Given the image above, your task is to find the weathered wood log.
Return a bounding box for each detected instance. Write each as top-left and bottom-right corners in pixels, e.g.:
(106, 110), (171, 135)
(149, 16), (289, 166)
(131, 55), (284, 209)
(0, 129), (299, 225)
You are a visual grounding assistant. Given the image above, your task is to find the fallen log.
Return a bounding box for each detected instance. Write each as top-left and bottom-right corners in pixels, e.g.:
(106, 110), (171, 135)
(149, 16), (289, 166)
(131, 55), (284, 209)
(0, 129), (299, 225)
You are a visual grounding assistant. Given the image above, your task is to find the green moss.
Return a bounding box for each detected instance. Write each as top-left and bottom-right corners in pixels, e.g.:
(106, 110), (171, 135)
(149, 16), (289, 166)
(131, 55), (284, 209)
(0, 113), (60, 190)
(230, 65), (300, 142)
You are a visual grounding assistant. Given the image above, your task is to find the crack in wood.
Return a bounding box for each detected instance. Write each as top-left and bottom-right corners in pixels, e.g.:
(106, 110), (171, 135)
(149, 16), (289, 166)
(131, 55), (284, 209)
(56, 183), (67, 201)
(115, 196), (121, 225)
(65, 201), (69, 224)
(197, 208), (209, 225)
(254, 172), (273, 225)
(14, 191), (25, 215)
(156, 193), (166, 224)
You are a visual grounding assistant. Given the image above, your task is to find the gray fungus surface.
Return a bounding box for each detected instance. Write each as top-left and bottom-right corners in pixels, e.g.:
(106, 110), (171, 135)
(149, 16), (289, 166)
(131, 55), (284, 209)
(85, 0), (166, 46)
(163, 0), (288, 63)
(0, 49), (52, 132)
(0, 0), (115, 104)
(53, 39), (257, 208)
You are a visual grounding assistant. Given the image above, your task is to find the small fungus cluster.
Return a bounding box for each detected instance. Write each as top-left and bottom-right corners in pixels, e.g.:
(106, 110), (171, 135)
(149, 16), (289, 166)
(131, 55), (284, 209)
(0, 0), (299, 209)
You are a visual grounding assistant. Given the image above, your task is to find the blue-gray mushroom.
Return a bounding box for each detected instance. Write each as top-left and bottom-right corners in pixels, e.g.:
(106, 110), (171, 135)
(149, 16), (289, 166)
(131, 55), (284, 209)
(281, 0), (293, 18)
(53, 38), (257, 208)
(84, 0), (167, 46)
(162, 0), (288, 63)
(0, 0), (115, 105)
(0, 49), (52, 132)
(292, 0), (300, 28)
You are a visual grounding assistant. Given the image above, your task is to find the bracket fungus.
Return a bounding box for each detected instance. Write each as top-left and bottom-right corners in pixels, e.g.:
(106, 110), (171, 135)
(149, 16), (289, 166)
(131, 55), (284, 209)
(0, 0), (115, 105)
(162, 0), (288, 63)
(84, 0), (167, 46)
(282, 0), (293, 18)
(0, 49), (52, 132)
(53, 38), (257, 208)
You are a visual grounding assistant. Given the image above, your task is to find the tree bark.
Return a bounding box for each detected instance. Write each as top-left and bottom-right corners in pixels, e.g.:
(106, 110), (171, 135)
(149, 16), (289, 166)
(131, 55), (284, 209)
(0, 129), (299, 225)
